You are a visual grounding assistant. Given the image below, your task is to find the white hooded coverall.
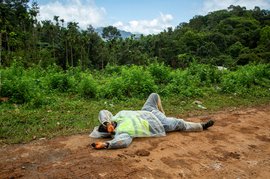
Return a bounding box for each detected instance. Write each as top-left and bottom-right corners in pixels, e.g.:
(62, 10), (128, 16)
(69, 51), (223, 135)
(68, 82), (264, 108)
(90, 93), (203, 149)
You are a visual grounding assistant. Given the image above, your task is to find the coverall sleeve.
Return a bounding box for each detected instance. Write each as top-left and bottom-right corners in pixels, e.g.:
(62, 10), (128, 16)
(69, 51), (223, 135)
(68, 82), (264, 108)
(107, 133), (133, 149)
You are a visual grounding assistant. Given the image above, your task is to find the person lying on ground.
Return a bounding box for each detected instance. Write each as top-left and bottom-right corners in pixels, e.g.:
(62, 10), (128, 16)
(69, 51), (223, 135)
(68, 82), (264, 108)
(89, 93), (214, 149)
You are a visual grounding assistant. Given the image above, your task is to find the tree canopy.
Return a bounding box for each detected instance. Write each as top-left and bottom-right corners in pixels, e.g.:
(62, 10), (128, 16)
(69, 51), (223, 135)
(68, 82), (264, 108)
(1, 2), (270, 69)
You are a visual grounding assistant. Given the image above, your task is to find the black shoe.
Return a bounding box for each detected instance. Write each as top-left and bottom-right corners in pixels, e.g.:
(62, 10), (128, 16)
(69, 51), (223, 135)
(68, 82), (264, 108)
(201, 120), (214, 130)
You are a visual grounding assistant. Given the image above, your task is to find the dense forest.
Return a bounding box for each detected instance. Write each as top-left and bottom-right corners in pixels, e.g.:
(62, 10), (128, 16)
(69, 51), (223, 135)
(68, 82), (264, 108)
(1, 1), (270, 69)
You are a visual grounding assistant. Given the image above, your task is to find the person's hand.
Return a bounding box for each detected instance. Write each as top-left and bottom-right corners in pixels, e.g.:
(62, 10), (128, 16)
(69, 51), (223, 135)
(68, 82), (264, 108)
(91, 142), (109, 149)
(107, 123), (115, 133)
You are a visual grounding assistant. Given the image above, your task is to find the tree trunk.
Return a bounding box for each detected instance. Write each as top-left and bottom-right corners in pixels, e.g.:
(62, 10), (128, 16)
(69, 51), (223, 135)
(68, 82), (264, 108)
(0, 32), (2, 66)
(5, 26), (10, 55)
(53, 39), (55, 59)
(65, 40), (68, 67)
(80, 47), (83, 70)
(71, 46), (73, 67)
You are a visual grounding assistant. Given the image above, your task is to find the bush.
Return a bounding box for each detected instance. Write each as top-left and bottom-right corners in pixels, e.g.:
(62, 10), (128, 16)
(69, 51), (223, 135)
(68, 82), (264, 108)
(101, 65), (157, 99)
(237, 53), (262, 65)
(1, 75), (46, 105)
(221, 64), (270, 95)
(187, 63), (223, 86)
(147, 62), (171, 84)
(1, 63), (52, 106)
(46, 72), (75, 92)
(104, 64), (123, 75)
(165, 69), (203, 97)
(77, 74), (97, 98)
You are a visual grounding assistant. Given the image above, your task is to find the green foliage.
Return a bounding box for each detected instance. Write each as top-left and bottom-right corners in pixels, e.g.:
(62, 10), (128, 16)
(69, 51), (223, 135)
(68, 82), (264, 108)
(104, 64), (123, 75)
(47, 73), (75, 92)
(1, 63), (47, 106)
(101, 66), (157, 99)
(77, 74), (97, 98)
(237, 53), (261, 65)
(187, 63), (223, 86)
(259, 26), (270, 47)
(147, 62), (171, 84)
(165, 70), (203, 97)
(1, 62), (270, 144)
(1, 62), (269, 107)
(176, 53), (194, 68)
(228, 41), (244, 58)
(102, 26), (121, 41)
(2, 3), (270, 69)
(221, 64), (270, 95)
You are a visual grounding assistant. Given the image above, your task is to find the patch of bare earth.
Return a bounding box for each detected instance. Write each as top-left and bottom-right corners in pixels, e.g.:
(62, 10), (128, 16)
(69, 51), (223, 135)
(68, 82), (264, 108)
(1, 105), (270, 178)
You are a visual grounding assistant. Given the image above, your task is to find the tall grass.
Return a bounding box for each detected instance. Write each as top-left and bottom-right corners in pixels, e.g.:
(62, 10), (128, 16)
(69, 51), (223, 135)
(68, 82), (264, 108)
(1, 62), (270, 107)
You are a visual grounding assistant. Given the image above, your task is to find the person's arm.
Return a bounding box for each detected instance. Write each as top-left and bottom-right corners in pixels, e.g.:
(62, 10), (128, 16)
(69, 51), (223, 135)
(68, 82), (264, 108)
(91, 133), (133, 149)
(107, 133), (133, 149)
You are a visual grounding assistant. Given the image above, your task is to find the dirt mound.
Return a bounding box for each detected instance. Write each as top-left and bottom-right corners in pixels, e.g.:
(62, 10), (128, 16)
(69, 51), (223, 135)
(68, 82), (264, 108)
(1, 105), (270, 178)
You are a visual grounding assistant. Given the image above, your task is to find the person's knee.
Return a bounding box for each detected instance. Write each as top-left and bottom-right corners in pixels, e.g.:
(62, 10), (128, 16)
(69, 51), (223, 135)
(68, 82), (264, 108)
(150, 93), (158, 97)
(149, 93), (160, 101)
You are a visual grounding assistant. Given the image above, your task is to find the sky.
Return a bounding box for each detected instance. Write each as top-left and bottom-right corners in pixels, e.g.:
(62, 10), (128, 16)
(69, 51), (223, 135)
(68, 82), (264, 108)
(30, 0), (270, 34)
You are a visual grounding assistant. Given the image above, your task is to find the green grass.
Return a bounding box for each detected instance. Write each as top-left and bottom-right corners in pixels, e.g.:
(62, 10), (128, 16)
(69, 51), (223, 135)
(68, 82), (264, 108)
(1, 93), (269, 144)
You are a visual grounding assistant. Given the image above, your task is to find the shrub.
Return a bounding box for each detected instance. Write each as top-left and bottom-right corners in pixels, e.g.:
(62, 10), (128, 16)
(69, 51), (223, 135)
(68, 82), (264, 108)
(47, 72), (75, 92)
(147, 62), (171, 84)
(221, 64), (270, 95)
(104, 64), (123, 75)
(187, 63), (223, 86)
(101, 65), (157, 99)
(1, 76), (45, 104)
(165, 69), (203, 97)
(77, 75), (97, 98)
(98, 75), (125, 99)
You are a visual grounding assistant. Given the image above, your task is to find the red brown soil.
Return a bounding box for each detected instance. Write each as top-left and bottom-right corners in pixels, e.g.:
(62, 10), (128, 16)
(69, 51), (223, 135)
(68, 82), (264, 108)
(1, 105), (270, 179)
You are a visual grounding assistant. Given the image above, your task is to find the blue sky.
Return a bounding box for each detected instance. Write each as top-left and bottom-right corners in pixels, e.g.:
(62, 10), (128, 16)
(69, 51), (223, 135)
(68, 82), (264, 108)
(30, 0), (270, 34)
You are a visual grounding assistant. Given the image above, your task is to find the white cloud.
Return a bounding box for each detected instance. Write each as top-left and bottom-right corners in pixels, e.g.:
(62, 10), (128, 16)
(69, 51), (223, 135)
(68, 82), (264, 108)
(113, 13), (174, 35)
(38, 0), (106, 28)
(202, 0), (270, 14)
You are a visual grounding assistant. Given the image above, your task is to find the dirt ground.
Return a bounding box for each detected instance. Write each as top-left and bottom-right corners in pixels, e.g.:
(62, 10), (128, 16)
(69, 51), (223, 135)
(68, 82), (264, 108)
(1, 105), (270, 179)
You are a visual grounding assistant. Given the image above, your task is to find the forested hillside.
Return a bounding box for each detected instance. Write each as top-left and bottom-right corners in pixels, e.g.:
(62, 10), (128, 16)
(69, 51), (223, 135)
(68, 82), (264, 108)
(1, 1), (269, 69)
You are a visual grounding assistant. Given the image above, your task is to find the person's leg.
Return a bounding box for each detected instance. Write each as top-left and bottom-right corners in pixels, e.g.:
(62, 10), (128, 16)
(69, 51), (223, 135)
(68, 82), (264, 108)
(143, 93), (213, 131)
(164, 117), (203, 132)
(153, 109), (214, 132)
(157, 95), (165, 114)
(150, 109), (203, 132)
(142, 93), (165, 114)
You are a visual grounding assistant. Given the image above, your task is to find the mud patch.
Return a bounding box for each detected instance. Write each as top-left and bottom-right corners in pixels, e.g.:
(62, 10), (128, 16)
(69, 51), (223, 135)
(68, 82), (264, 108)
(218, 151), (241, 161)
(160, 157), (190, 169)
(256, 135), (270, 142)
(135, 149), (150, 156)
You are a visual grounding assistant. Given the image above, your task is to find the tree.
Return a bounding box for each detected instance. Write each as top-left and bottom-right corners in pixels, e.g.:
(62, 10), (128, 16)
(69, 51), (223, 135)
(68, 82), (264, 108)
(67, 22), (79, 66)
(259, 26), (270, 47)
(228, 41), (244, 58)
(102, 26), (121, 41)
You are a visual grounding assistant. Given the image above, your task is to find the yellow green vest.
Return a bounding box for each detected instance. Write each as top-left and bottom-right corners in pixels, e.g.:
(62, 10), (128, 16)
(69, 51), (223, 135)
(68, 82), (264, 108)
(114, 116), (150, 137)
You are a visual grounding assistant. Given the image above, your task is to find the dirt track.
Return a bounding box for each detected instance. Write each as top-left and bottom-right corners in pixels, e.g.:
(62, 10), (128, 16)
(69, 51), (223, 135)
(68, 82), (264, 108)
(1, 105), (270, 179)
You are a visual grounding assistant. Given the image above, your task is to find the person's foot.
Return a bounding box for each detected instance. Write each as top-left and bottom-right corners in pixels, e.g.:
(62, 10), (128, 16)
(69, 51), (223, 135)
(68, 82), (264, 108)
(201, 120), (214, 130)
